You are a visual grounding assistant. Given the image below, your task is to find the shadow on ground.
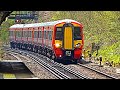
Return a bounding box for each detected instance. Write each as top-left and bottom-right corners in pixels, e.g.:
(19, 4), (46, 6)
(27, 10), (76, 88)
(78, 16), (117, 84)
(54, 59), (91, 65)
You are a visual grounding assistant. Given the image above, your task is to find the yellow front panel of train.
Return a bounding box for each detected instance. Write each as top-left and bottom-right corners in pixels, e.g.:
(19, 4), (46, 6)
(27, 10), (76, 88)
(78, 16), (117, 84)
(64, 27), (72, 50)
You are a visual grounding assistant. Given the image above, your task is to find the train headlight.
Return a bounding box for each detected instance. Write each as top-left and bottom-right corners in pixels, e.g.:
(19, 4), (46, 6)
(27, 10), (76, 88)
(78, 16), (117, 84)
(55, 43), (61, 48)
(75, 43), (81, 48)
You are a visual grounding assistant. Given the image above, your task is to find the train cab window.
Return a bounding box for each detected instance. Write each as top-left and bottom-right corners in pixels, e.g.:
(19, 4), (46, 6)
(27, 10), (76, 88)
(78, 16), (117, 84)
(74, 27), (82, 40)
(55, 27), (62, 40)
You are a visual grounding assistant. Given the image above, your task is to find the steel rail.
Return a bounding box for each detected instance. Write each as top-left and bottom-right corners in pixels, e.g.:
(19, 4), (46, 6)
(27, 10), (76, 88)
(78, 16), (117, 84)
(78, 63), (118, 79)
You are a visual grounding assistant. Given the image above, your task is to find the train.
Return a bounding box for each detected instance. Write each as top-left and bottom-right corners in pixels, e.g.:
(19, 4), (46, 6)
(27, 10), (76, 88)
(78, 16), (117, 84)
(9, 19), (84, 63)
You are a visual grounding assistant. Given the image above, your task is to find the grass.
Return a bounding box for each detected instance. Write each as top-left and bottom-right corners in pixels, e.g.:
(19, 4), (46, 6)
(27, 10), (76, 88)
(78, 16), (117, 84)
(93, 41), (120, 66)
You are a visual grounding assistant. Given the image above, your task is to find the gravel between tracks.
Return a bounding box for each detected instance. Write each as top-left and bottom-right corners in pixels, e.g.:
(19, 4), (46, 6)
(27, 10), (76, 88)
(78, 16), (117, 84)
(85, 61), (120, 79)
(66, 60), (120, 79)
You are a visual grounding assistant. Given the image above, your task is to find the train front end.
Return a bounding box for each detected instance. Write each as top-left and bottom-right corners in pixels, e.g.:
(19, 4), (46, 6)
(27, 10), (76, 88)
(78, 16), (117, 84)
(53, 20), (84, 61)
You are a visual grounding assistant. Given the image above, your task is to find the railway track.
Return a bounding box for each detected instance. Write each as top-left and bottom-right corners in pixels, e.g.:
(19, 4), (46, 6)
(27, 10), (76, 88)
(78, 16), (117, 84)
(5, 48), (91, 79)
(77, 63), (118, 79)
(4, 47), (119, 79)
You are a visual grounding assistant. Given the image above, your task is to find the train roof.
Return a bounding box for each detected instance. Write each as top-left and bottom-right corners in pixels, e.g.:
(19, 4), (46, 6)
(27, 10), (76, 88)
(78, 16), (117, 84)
(10, 19), (82, 28)
(9, 24), (24, 28)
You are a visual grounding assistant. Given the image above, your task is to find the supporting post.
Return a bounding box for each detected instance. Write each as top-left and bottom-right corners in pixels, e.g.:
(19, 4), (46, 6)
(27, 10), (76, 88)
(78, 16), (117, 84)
(99, 56), (102, 67)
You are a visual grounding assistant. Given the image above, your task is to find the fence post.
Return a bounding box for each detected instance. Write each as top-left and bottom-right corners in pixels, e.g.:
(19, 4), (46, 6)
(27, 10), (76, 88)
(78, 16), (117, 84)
(99, 56), (102, 67)
(83, 49), (86, 59)
(89, 53), (92, 62)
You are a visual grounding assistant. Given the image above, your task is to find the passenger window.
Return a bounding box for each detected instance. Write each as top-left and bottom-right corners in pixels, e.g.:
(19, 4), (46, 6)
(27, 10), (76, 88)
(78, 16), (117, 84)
(34, 31), (38, 38)
(46, 31), (48, 39)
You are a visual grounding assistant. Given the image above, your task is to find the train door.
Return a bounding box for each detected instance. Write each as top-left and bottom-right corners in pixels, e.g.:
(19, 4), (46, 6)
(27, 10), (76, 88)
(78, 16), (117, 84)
(64, 26), (73, 50)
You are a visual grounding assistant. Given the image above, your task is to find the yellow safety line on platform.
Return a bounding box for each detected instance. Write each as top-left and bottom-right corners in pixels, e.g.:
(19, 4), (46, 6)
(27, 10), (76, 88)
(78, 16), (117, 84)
(3, 74), (16, 79)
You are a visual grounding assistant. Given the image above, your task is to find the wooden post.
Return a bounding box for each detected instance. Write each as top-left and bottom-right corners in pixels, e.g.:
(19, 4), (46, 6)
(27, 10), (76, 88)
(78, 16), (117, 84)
(99, 56), (102, 67)
(89, 53), (92, 62)
(83, 49), (86, 59)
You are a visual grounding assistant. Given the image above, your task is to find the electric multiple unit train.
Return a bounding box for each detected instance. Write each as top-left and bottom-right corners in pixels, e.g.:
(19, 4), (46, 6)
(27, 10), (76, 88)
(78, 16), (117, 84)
(9, 19), (84, 63)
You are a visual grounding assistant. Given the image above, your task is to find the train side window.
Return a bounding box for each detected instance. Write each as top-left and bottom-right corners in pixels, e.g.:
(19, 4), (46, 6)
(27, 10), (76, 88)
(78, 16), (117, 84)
(18, 31), (19, 37)
(13, 31), (14, 36)
(39, 31), (41, 38)
(47, 31), (50, 40)
(28, 31), (30, 37)
(12, 31), (13, 36)
(46, 31), (48, 39)
(28, 28), (30, 37)
(34, 31), (38, 38)
(49, 31), (52, 40)
(24, 31), (25, 37)
(36, 28), (38, 38)
(19, 31), (21, 37)
(27, 31), (29, 37)
(55, 27), (62, 40)
(44, 31), (46, 39)
(40, 31), (42, 38)
(23, 31), (24, 37)
(29, 31), (32, 37)
(24, 31), (26, 37)
(24, 31), (27, 37)
(16, 31), (18, 38)
(74, 27), (82, 40)
(18, 31), (22, 37)
(9, 31), (12, 36)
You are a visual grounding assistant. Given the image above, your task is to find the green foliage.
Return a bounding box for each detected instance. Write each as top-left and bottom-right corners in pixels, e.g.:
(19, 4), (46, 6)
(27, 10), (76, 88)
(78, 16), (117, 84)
(0, 19), (14, 44)
(97, 41), (120, 64)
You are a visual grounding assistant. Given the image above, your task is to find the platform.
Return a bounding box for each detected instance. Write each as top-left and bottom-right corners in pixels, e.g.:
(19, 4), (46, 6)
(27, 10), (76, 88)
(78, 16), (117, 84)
(0, 60), (38, 79)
